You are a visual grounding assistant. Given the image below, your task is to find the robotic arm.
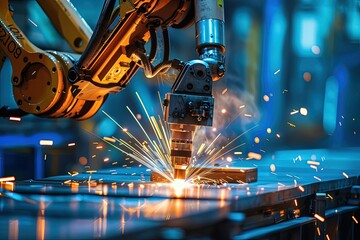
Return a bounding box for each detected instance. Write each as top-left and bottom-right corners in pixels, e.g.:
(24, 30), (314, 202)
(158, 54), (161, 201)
(0, 0), (225, 180)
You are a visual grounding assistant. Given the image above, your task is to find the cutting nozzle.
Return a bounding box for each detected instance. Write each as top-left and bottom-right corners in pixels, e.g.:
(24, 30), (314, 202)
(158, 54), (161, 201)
(170, 124), (196, 180)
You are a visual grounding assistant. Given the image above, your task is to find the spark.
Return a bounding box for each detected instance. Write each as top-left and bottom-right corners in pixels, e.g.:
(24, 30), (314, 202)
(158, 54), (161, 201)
(311, 45), (321, 54)
(0, 176), (15, 182)
(28, 18), (38, 27)
(274, 69), (281, 75)
(298, 186), (305, 192)
(342, 172), (349, 178)
(112, 162), (118, 165)
(244, 114), (252, 117)
(327, 194), (333, 200)
(247, 152), (262, 160)
(310, 165), (318, 171)
(234, 151), (242, 155)
(352, 216), (359, 224)
(314, 176), (322, 181)
(294, 199), (298, 206)
(39, 140), (53, 146)
(263, 95), (270, 102)
(290, 110), (299, 115)
(226, 156), (232, 162)
(267, 128), (272, 134)
(317, 227), (321, 236)
(254, 137), (260, 143)
(282, 89), (288, 93)
(326, 234), (330, 240)
(197, 143), (206, 156)
(104, 158), (110, 162)
(314, 214), (325, 222)
(9, 117), (21, 122)
(276, 134), (281, 138)
(221, 108), (227, 114)
(239, 105), (245, 109)
(96, 145), (103, 149)
(103, 136), (116, 143)
(270, 164), (276, 172)
(221, 88), (228, 94)
(44, 154), (47, 160)
(307, 160), (320, 166)
(300, 108), (308, 116)
(68, 142), (75, 147)
(287, 122), (296, 128)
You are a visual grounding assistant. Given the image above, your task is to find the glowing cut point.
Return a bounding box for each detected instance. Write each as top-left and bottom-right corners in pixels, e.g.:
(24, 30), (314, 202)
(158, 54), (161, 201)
(172, 179), (188, 198)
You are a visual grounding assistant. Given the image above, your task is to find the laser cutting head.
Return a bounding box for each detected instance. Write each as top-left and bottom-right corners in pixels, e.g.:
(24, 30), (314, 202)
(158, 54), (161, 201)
(164, 60), (214, 180)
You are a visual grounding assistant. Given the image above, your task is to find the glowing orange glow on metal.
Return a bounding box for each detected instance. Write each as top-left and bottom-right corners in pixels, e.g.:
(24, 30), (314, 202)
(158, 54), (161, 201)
(0, 176), (15, 182)
(36, 215), (46, 240)
(8, 220), (19, 239)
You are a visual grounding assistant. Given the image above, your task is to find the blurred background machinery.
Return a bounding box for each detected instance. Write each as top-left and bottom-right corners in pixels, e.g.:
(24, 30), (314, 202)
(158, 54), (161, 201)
(1, 0), (359, 180)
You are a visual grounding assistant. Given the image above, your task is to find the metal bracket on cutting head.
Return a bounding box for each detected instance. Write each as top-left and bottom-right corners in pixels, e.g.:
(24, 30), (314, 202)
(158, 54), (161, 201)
(164, 60), (214, 126)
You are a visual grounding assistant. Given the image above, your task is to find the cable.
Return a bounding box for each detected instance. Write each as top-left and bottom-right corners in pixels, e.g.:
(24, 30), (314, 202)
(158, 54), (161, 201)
(162, 26), (170, 62)
(148, 26), (157, 63)
(77, 0), (116, 69)
(133, 49), (172, 78)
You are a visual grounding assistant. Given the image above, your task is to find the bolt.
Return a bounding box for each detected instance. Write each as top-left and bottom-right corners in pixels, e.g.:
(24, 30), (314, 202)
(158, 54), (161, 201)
(163, 99), (169, 107)
(12, 76), (21, 86)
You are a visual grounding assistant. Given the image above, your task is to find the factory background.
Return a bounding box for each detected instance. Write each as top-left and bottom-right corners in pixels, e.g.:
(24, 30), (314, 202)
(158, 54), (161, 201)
(0, 0), (359, 180)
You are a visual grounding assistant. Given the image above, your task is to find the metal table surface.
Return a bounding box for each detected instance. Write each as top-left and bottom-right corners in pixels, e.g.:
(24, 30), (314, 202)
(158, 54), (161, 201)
(1, 148), (359, 239)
